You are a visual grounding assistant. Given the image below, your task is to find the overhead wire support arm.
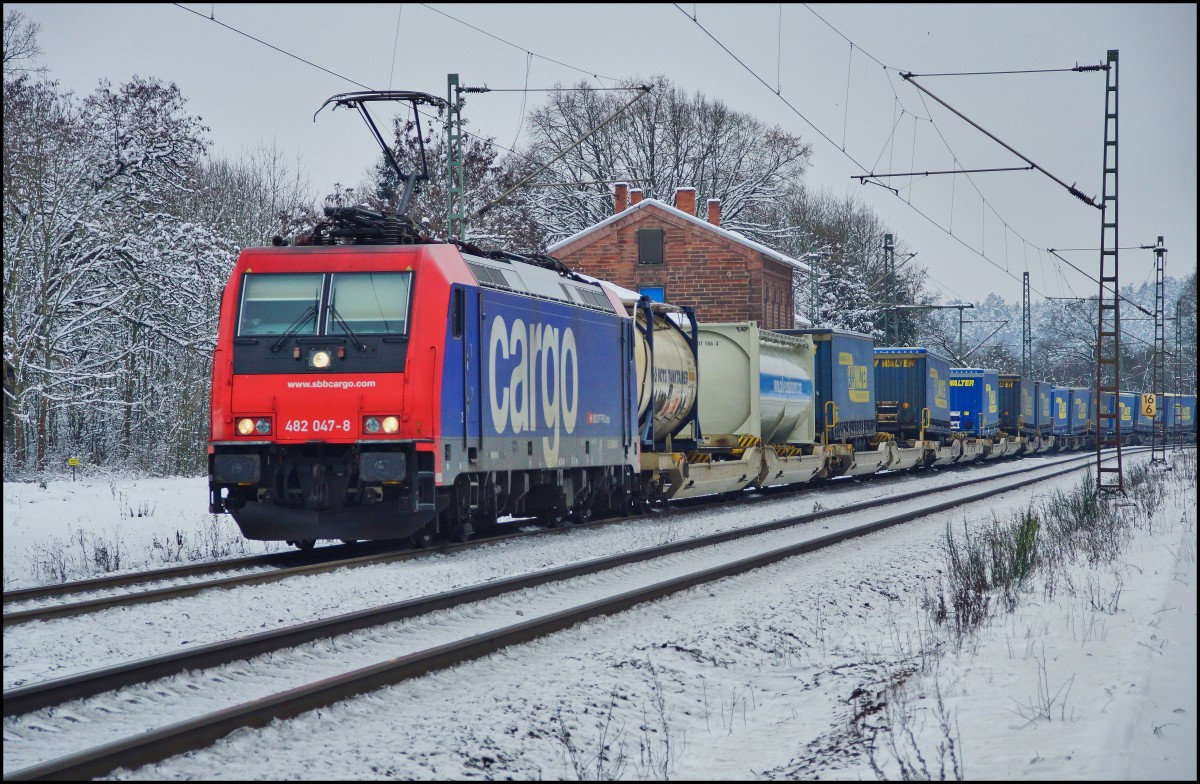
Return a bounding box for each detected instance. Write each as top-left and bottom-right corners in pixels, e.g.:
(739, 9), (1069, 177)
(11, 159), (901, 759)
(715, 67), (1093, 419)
(1045, 248), (1154, 318)
(900, 72), (1102, 208)
(854, 165), (1034, 182)
(902, 63), (1107, 77)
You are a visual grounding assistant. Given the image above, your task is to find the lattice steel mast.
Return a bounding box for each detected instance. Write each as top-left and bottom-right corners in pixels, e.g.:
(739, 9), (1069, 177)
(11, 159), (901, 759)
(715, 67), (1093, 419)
(882, 233), (897, 346)
(1022, 271), (1032, 375)
(1095, 50), (1123, 492)
(1151, 236), (1167, 463)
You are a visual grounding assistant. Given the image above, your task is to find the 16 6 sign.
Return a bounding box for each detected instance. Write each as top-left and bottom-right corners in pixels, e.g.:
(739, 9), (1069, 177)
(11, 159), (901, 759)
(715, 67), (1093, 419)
(1141, 393), (1157, 417)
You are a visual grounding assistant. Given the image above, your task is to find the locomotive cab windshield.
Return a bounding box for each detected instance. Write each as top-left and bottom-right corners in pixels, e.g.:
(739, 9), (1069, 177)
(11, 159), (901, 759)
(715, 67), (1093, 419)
(238, 273), (322, 336)
(236, 271), (412, 340)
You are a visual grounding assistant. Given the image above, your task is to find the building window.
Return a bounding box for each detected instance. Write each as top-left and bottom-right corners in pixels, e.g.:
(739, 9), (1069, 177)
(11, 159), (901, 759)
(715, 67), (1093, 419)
(639, 286), (666, 303)
(637, 228), (664, 265)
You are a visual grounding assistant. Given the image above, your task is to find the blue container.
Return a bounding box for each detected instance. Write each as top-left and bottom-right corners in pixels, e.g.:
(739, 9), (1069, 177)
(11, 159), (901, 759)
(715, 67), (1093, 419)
(1119, 392), (1138, 436)
(949, 367), (1000, 436)
(1165, 394), (1196, 435)
(1098, 391), (1138, 438)
(782, 329), (875, 446)
(1051, 386), (1072, 436)
(1068, 387), (1092, 436)
(1031, 381), (1053, 435)
(999, 374), (1021, 432)
(874, 347), (952, 439)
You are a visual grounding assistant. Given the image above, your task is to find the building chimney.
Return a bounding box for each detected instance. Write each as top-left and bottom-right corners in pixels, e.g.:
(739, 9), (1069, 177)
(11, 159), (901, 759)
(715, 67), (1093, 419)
(675, 187), (696, 216)
(630, 188), (643, 205)
(614, 182), (629, 213)
(707, 198), (721, 227)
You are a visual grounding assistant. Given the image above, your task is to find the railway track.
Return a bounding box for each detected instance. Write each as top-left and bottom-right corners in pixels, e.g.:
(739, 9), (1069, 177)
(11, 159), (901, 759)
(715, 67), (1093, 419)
(3, 448), (1147, 780)
(1, 449), (1110, 627)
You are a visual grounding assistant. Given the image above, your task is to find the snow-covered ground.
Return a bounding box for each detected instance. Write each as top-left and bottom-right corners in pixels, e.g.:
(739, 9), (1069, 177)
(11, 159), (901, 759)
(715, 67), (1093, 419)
(3, 451), (1196, 780)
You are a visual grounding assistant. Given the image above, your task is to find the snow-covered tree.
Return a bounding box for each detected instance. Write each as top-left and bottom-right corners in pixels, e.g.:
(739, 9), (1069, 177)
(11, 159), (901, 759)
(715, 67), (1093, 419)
(512, 75), (813, 248)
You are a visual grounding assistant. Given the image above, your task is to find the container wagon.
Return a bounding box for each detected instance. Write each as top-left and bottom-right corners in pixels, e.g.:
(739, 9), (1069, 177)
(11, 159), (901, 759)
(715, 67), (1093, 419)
(949, 367), (1000, 437)
(874, 347), (959, 465)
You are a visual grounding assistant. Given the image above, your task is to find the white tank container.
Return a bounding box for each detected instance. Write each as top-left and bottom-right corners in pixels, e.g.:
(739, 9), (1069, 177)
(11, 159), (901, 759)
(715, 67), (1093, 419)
(633, 306), (698, 441)
(696, 323), (815, 445)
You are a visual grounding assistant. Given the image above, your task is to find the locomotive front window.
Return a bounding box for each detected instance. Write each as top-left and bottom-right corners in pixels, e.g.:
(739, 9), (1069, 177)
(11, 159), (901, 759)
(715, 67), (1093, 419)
(238, 273), (324, 336)
(327, 272), (411, 336)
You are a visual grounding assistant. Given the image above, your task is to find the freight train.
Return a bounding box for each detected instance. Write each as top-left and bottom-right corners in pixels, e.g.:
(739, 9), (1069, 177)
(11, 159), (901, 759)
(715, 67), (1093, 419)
(207, 90), (1196, 549)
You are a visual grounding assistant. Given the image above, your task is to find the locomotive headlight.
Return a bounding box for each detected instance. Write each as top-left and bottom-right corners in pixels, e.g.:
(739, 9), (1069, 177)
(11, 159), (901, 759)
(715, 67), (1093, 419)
(255, 418), (271, 435)
(364, 417), (381, 434)
(382, 416), (400, 434)
(309, 350), (332, 369)
(236, 418), (256, 436)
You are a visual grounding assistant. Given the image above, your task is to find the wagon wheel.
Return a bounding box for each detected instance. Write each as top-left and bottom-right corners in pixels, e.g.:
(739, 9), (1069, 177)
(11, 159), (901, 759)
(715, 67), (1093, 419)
(409, 527), (435, 549)
(570, 501), (592, 525)
(288, 539), (317, 551)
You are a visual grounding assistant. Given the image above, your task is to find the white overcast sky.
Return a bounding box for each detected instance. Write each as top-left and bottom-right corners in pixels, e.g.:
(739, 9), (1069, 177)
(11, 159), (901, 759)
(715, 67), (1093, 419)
(11, 3), (1197, 306)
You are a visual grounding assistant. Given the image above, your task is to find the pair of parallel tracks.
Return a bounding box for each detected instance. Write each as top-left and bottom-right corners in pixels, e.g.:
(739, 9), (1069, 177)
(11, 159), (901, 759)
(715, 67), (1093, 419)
(3, 447), (1159, 780)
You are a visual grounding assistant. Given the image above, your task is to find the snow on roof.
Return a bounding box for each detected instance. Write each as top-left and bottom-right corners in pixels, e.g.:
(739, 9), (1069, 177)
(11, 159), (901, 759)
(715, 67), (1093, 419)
(547, 197), (811, 273)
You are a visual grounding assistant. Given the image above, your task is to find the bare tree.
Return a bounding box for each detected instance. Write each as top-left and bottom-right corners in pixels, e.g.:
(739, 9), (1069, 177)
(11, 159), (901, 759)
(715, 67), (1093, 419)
(2, 9), (44, 76)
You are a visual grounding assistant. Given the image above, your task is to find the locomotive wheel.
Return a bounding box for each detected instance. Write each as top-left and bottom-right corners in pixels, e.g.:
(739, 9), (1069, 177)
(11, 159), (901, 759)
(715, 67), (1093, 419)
(570, 504), (592, 524)
(449, 521), (474, 543)
(409, 528), (435, 548)
(539, 509), (567, 528)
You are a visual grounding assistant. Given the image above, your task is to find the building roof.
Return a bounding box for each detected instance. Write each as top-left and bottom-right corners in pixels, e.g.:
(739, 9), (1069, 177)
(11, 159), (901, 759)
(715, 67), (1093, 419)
(546, 197), (811, 273)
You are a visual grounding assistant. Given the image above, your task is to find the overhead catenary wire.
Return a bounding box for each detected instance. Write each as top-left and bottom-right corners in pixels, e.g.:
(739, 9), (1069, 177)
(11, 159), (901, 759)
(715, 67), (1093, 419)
(758, 8), (1132, 306)
(182, 2), (1124, 309)
(387, 6), (402, 91)
(789, 5), (1111, 302)
(174, 3), (371, 89)
(175, 3), (629, 188)
(469, 85), (653, 219)
(676, 5), (1060, 300)
(417, 3), (621, 83)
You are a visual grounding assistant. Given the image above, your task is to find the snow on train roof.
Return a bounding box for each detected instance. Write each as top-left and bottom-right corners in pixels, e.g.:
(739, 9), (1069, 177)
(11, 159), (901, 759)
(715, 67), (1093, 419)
(546, 198), (811, 273)
(461, 253), (616, 313)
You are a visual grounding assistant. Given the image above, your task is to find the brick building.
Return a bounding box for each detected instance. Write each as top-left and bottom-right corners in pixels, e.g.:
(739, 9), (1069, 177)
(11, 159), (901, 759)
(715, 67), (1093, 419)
(547, 184), (809, 329)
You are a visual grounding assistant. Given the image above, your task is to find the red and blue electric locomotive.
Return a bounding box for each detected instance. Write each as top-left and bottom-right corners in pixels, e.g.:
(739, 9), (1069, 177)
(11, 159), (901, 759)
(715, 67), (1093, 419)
(208, 92), (639, 548)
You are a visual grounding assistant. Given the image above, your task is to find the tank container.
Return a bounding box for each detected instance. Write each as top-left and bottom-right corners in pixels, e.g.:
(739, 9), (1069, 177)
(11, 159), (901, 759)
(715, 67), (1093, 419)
(632, 302), (698, 446)
(696, 323), (815, 445)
